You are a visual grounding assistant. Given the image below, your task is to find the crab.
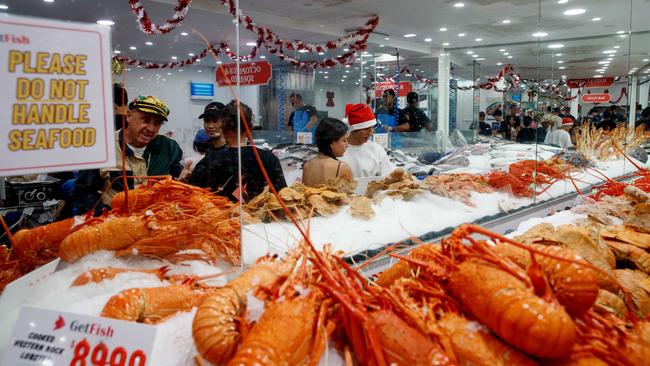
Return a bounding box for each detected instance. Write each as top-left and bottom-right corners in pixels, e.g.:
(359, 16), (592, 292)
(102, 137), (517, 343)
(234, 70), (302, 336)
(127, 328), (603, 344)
(515, 223), (617, 290)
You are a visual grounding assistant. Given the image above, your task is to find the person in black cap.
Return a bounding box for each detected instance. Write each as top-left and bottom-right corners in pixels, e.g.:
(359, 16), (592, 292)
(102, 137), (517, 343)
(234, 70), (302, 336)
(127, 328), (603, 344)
(400, 91), (434, 132)
(198, 101), (227, 151)
(189, 101), (286, 202)
(179, 102), (228, 180)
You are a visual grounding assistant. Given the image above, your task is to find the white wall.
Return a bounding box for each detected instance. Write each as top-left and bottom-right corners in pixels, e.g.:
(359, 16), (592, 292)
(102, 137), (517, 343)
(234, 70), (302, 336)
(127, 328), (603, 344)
(123, 66), (259, 157)
(313, 82), (360, 119)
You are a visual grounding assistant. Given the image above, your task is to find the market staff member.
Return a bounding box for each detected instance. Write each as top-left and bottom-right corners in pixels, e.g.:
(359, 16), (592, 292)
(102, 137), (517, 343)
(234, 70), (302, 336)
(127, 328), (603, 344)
(288, 93), (318, 133)
(544, 117), (574, 150)
(72, 95), (183, 214)
(376, 89), (409, 133)
(401, 92), (434, 132)
(340, 103), (394, 178)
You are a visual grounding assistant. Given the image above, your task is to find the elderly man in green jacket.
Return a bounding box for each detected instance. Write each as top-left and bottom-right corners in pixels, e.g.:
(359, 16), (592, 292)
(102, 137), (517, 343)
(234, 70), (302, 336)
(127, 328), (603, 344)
(72, 95), (183, 215)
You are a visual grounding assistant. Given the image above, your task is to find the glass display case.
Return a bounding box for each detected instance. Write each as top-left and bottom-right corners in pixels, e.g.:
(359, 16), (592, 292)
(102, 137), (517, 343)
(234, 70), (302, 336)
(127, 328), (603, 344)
(1, 1), (650, 364)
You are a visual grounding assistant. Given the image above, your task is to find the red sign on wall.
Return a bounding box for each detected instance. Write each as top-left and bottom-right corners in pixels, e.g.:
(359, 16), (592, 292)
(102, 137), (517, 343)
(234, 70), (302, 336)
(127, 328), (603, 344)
(375, 81), (413, 97)
(567, 77), (615, 88)
(581, 93), (611, 103)
(215, 61), (272, 86)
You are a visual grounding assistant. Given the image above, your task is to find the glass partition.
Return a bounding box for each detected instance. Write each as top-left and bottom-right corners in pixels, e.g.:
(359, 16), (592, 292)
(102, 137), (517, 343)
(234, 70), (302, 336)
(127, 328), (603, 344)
(0, 0), (645, 287)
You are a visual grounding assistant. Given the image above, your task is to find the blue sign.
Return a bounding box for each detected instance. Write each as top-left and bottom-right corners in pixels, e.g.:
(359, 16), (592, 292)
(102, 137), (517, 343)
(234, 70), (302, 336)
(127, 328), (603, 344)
(190, 82), (214, 99)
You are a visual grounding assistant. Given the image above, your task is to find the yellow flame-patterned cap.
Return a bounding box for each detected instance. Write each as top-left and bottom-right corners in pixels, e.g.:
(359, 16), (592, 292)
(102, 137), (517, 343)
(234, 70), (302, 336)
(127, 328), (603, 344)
(128, 95), (170, 121)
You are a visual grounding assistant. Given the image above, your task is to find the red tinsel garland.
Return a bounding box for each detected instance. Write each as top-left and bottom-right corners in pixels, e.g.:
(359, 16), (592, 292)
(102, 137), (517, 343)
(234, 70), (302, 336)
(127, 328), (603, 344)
(374, 67), (435, 86)
(113, 41), (261, 69)
(220, 0), (378, 54)
(126, 0), (379, 69)
(129, 0), (192, 35)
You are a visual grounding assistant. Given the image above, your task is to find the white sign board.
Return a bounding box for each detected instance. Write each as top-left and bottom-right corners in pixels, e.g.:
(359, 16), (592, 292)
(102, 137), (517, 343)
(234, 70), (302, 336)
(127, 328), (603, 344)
(0, 15), (115, 176)
(1, 306), (156, 366)
(295, 132), (313, 145)
(372, 133), (389, 150)
(0, 259), (60, 348)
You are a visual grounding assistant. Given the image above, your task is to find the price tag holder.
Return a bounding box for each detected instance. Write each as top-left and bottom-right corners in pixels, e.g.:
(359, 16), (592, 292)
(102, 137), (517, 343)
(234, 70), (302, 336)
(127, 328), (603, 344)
(372, 133), (390, 150)
(295, 132), (313, 145)
(1, 306), (156, 366)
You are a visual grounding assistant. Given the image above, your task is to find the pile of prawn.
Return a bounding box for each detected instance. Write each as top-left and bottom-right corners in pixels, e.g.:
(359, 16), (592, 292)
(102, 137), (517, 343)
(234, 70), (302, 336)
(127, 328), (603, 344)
(1, 178), (243, 293)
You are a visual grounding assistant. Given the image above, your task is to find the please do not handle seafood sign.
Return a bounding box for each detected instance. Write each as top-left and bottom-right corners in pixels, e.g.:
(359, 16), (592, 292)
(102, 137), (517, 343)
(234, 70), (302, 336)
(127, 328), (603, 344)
(0, 306), (156, 366)
(0, 14), (115, 176)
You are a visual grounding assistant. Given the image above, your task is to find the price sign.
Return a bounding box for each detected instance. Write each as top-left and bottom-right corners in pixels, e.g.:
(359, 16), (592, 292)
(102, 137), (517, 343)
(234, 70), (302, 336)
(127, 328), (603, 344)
(372, 133), (390, 150)
(295, 132), (313, 145)
(0, 306), (156, 366)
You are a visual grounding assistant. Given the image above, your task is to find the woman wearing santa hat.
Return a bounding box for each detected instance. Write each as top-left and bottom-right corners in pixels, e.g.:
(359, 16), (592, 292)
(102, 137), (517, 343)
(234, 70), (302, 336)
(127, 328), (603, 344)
(339, 104), (394, 178)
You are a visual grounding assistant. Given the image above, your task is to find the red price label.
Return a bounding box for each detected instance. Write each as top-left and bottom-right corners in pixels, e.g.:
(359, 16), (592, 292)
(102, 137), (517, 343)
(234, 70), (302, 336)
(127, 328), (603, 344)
(69, 339), (146, 366)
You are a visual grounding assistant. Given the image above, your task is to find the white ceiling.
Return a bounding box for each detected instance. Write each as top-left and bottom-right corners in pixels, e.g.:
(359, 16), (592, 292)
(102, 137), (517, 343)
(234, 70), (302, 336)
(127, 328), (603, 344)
(2, 0), (649, 82)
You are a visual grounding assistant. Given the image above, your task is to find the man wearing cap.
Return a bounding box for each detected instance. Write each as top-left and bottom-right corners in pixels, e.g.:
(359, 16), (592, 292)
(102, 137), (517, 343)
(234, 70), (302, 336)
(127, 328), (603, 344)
(179, 102), (228, 181)
(340, 104), (394, 178)
(400, 91), (434, 132)
(72, 95), (183, 214)
(199, 101), (227, 151)
(544, 117), (574, 149)
(189, 100), (287, 202)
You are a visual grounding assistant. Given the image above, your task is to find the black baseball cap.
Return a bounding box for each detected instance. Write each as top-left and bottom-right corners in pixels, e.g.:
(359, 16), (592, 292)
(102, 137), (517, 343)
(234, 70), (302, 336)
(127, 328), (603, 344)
(407, 91), (419, 103)
(198, 102), (225, 119)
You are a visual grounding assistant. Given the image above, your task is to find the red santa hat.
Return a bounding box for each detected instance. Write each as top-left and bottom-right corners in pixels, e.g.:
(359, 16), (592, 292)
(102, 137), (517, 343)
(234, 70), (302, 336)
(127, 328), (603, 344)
(561, 117), (574, 127)
(343, 103), (377, 131)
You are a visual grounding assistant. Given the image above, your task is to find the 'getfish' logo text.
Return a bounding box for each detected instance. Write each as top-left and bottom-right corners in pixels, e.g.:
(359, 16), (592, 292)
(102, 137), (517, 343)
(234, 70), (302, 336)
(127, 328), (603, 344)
(0, 33), (30, 44)
(70, 320), (115, 338)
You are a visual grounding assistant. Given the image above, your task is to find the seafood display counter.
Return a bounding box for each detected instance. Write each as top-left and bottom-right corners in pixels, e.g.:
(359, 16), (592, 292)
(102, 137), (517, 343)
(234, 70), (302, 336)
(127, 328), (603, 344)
(242, 137), (648, 267)
(1, 127), (649, 365)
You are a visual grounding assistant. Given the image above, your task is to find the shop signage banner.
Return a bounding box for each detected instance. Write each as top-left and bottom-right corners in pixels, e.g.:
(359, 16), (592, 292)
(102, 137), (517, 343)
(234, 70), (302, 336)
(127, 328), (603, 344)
(581, 93), (611, 103)
(1, 306), (156, 366)
(567, 77), (615, 88)
(0, 15), (115, 176)
(215, 60), (272, 86)
(374, 81), (412, 97)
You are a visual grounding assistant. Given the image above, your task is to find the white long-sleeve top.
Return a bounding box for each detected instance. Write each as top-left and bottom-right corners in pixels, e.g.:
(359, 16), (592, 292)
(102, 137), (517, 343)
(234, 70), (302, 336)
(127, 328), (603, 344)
(544, 129), (573, 149)
(340, 141), (394, 178)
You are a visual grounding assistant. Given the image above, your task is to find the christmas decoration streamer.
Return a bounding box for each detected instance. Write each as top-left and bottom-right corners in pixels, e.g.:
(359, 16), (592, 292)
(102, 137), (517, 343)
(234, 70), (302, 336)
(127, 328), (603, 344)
(127, 0), (379, 69)
(113, 41), (259, 69)
(129, 0), (192, 35)
(221, 0), (379, 54)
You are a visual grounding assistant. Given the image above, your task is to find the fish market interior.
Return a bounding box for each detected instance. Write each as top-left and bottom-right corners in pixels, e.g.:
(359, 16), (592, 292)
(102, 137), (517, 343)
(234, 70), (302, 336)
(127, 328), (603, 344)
(1, 0), (650, 365)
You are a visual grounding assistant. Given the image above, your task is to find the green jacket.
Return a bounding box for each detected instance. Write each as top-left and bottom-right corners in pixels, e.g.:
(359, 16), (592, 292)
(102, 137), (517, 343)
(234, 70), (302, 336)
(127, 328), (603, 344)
(72, 131), (183, 214)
